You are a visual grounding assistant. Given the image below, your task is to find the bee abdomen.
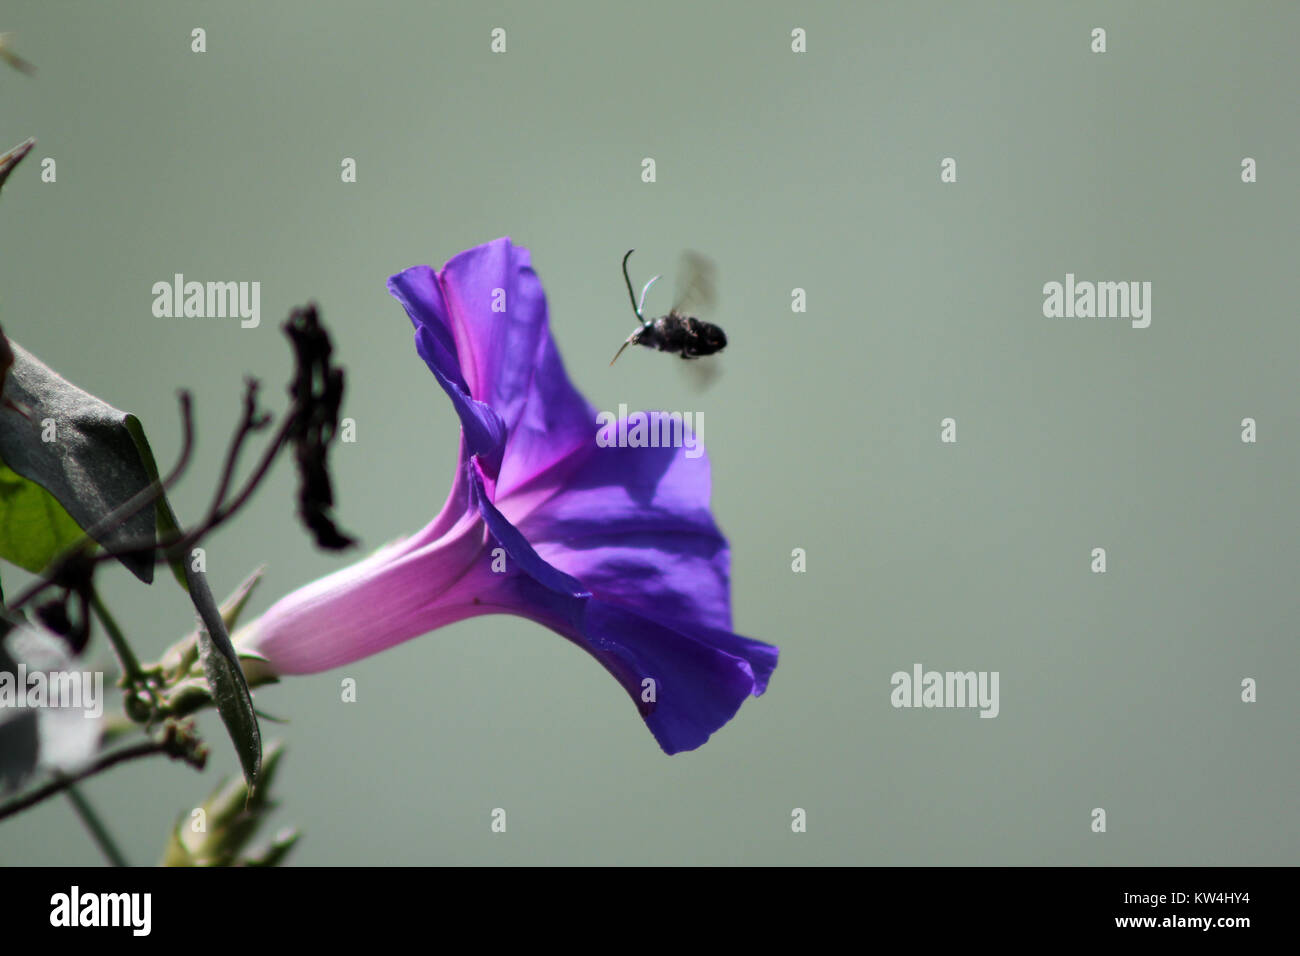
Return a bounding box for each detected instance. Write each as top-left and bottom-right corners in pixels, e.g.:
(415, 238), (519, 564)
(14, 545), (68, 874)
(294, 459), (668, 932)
(645, 313), (726, 358)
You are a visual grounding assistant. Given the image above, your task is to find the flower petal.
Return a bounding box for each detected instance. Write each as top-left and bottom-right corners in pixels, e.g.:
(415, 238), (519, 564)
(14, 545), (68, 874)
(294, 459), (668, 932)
(583, 601), (777, 754)
(469, 461), (589, 614)
(246, 483), (492, 674)
(387, 265), (507, 475)
(387, 238), (593, 496)
(470, 463), (775, 753)
(507, 434), (733, 634)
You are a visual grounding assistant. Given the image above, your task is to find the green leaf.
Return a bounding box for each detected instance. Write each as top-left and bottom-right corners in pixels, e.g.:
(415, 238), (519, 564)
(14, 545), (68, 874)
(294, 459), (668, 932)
(217, 564), (265, 631)
(0, 334), (262, 788)
(122, 414), (187, 588)
(0, 340), (159, 582)
(186, 561), (261, 790)
(159, 565), (266, 680)
(243, 828), (300, 867)
(163, 741), (287, 866)
(0, 464), (85, 573)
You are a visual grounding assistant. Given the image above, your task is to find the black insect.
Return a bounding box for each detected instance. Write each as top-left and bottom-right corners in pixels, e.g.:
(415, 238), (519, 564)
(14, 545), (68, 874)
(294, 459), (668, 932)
(610, 249), (727, 365)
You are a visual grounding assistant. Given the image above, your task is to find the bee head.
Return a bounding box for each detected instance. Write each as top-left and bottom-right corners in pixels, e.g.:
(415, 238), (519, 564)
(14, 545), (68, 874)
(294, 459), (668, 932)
(609, 327), (645, 366)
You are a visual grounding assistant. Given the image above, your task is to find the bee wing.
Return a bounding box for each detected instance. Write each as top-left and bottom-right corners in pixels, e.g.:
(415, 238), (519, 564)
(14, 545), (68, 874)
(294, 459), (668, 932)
(0, 35), (36, 75)
(671, 250), (717, 316)
(678, 354), (723, 392)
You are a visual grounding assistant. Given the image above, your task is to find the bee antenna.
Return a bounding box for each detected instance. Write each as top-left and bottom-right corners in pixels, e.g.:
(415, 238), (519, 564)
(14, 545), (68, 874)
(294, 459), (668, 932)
(639, 274), (662, 317)
(622, 249), (649, 327)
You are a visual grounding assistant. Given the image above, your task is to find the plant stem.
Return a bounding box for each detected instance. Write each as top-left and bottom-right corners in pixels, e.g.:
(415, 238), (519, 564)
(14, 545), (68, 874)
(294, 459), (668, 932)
(0, 739), (169, 822)
(88, 587), (144, 683)
(63, 782), (129, 867)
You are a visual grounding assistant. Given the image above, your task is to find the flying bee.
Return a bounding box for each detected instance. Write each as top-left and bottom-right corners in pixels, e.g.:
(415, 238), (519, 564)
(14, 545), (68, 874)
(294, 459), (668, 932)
(609, 249), (727, 366)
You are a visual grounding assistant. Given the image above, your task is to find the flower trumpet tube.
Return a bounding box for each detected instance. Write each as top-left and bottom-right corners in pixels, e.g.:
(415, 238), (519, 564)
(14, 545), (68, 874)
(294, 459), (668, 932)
(240, 239), (777, 754)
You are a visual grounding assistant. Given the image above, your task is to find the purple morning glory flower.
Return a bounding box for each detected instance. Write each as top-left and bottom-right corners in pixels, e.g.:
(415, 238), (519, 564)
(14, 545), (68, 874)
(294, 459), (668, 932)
(241, 238), (777, 754)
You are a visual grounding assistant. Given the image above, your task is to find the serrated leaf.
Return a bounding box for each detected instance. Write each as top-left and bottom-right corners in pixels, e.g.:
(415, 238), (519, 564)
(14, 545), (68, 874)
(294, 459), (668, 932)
(0, 463), (85, 573)
(0, 342), (158, 582)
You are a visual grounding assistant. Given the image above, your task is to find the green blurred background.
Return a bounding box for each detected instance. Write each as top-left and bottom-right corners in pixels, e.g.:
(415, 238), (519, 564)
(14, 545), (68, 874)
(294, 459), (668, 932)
(1, 0), (1296, 865)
